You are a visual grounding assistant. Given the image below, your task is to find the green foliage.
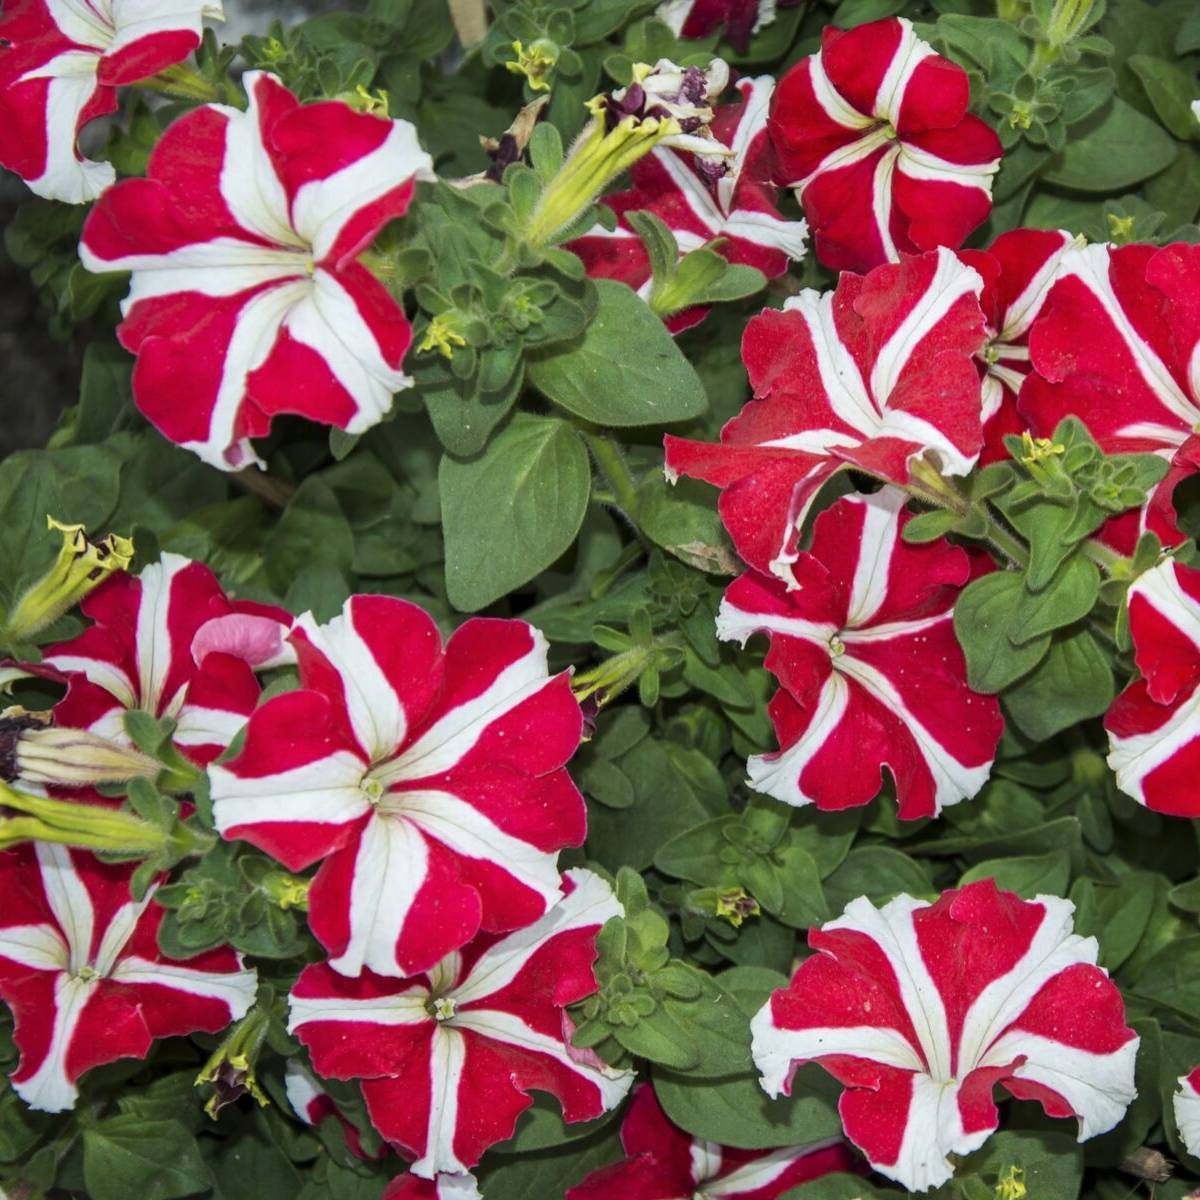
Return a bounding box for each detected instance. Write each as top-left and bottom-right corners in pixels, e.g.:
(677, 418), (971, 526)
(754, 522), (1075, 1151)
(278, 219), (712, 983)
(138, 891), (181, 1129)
(6, 0), (1200, 1195)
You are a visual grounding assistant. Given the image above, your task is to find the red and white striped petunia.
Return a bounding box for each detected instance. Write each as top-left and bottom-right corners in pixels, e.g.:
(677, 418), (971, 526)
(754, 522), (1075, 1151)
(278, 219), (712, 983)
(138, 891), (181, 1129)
(0, 843), (256, 1112)
(570, 75), (808, 331)
(751, 878), (1139, 1193)
(40, 552), (290, 766)
(78, 70), (434, 470)
(959, 228), (1077, 464)
(655, 0), (796, 54)
(1022, 241), (1200, 549)
(768, 17), (1002, 273)
(566, 1083), (858, 1199)
(1174, 1067), (1200, 1157)
(1105, 559), (1200, 817)
(717, 489), (1003, 820)
(284, 1059), (379, 1160)
(0, 0), (222, 203)
(664, 247), (988, 582)
(287, 869), (635, 1177)
(210, 594), (587, 978)
(384, 1175), (481, 1200)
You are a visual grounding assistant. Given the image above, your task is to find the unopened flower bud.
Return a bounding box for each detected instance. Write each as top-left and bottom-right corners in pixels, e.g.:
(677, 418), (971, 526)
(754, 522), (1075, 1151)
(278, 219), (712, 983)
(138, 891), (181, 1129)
(0, 717), (159, 788)
(524, 57), (730, 247)
(3, 517), (133, 643)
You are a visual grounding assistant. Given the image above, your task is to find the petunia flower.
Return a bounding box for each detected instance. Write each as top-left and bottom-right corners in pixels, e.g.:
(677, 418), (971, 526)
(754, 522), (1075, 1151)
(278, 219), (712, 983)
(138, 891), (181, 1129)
(958, 228), (1077, 464)
(210, 594), (586, 978)
(1106, 559), (1200, 816)
(768, 17), (1002, 273)
(0, 0), (222, 203)
(40, 552), (290, 766)
(751, 878), (1139, 1193)
(570, 75), (808, 332)
(664, 247), (988, 582)
(287, 869), (635, 1177)
(1174, 1067), (1200, 1157)
(78, 70), (434, 470)
(567, 1083), (858, 1199)
(0, 842), (256, 1112)
(284, 1058), (379, 1160)
(717, 488), (1002, 819)
(383, 1175), (481, 1200)
(655, 0), (797, 54)
(1022, 240), (1200, 550)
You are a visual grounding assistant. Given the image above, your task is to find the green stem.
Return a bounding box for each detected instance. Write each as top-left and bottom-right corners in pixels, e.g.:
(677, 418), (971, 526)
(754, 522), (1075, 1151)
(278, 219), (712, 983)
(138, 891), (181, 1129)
(902, 464), (1031, 568)
(231, 468), (296, 511)
(0, 780), (168, 853)
(133, 62), (223, 102)
(980, 504), (1031, 569)
(1081, 538), (1124, 573)
(581, 429), (641, 515)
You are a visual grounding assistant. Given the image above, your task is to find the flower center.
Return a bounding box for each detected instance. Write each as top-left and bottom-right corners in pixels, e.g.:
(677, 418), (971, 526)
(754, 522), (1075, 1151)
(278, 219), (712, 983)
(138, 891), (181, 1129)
(429, 995), (457, 1022)
(75, 964), (100, 982)
(360, 775), (385, 804)
(828, 634), (846, 657)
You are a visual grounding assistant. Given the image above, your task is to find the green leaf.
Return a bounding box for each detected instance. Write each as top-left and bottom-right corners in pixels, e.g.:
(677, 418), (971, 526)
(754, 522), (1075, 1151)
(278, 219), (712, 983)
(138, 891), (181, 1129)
(661, 972), (753, 1077)
(1043, 97), (1177, 192)
(782, 1176), (897, 1199)
(264, 477), (354, 598)
(440, 413), (590, 611)
(1010, 555), (1100, 644)
(527, 280), (708, 427)
(480, 1125), (624, 1200)
(83, 1117), (209, 1200)
(633, 474), (738, 576)
(823, 846), (934, 912)
(953, 571), (1050, 692)
(955, 1130), (1083, 1200)
(655, 1062), (843, 1152)
(1002, 628), (1114, 741)
(1128, 54), (1200, 141)
(960, 850), (1071, 897)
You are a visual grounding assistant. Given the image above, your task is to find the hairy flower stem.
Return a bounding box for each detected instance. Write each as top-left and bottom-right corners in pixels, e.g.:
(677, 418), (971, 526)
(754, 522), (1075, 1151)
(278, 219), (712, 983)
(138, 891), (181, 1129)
(231, 468), (296, 511)
(573, 633), (684, 708)
(903, 464), (1032, 568)
(135, 62), (224, 103)
(581, 429), (640, 515)
(0, 781), (168, 854)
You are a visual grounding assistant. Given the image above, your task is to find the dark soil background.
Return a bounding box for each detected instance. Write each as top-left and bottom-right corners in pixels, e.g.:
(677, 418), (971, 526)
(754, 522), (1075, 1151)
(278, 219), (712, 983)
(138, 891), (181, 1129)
(0, 0), (334, 456)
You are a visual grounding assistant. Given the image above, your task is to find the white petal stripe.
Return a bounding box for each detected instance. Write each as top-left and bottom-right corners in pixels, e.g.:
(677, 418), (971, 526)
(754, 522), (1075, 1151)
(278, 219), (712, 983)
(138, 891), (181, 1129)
(35, 843), (94, 976)
(745, 673), (850, 809)
(452, 869), (622, 1007)
(0, 923), (68, 972)
(293, 118), (434, 263)
(377, 635), (553, 786)
(109, 956), (258, 1017)
(1107, 680), (1200, 807)
(413, 1026), (470, 1178)
(451, 1008), (634, 1112)
(210, 750), (371, 832)
(869, 248), (983, 411)
(396, 790), (563, 910)
(327, 814), (429, 978)
(985, 1030), (1139, 1140)
(287, 987), (430, 1033)
(294, 606), (409, 762)
(750, 1013), (925, 1099)
(13, 975), (95, 1113)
